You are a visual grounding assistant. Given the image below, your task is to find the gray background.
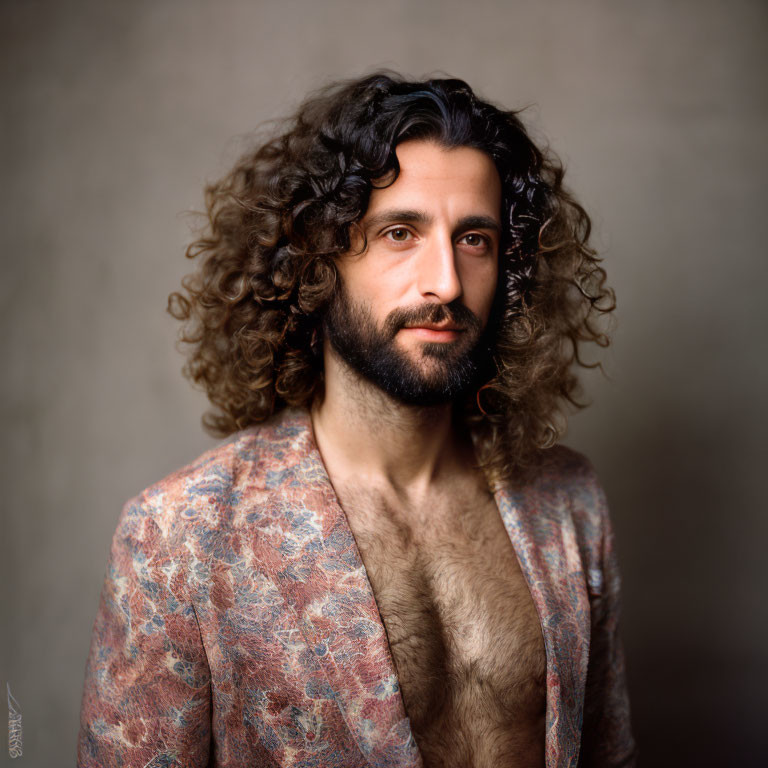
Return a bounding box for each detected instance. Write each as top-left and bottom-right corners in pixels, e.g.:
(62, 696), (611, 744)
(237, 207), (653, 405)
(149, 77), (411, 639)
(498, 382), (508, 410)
(2, 0), (766, 765)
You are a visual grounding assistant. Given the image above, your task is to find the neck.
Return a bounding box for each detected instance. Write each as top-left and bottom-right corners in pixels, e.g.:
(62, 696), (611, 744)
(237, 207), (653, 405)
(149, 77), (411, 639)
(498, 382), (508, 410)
(310, 346), (473, 500)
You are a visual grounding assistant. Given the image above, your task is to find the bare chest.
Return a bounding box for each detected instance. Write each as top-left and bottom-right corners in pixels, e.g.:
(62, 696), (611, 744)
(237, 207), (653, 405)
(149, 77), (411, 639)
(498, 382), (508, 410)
(335, 486), (547, 768)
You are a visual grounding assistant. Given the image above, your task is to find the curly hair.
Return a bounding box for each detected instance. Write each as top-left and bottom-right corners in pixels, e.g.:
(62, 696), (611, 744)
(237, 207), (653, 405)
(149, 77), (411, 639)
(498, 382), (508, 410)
(168, 71), (615, 485)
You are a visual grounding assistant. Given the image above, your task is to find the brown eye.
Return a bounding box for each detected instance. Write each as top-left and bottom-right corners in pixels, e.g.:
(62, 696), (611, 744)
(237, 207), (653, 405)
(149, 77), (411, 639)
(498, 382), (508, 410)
(460, 233), (489, 249)
(387, 228), (411, 242)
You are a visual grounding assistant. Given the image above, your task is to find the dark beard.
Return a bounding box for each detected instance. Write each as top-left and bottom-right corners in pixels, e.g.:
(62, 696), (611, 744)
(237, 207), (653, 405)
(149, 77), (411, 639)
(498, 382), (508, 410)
(323, 284), (493, 407)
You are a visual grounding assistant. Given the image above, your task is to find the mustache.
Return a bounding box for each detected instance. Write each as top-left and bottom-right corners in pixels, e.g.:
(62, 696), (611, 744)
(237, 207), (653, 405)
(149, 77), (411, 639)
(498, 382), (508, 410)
(383, 301), (482, 337)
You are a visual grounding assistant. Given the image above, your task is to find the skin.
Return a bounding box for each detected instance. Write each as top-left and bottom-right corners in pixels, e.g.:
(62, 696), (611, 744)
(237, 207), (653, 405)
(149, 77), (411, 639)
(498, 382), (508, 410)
(311, 140), (546, 767)
(312, 139), (501, 496)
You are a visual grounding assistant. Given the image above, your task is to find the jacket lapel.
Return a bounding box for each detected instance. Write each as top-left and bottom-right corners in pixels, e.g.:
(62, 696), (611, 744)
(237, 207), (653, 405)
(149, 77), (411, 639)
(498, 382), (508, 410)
(492, 476), (591, 768)
(256, 408), (423, 768)
(254, 407), (588, 767)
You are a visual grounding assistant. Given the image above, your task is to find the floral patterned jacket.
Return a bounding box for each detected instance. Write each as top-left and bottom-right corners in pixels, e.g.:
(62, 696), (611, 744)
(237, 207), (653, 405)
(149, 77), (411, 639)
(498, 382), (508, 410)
(77, 407), (637, 767)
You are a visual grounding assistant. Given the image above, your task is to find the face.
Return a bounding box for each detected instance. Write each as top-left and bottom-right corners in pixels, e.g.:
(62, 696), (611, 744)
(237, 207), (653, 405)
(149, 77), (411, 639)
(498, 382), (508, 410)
(324, 139), (502, 406)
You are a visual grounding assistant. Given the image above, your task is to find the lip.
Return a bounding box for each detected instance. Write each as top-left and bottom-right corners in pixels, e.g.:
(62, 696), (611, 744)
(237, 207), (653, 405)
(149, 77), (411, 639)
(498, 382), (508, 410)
(401, 325), (463, 341)
(406, 323), (462, 331)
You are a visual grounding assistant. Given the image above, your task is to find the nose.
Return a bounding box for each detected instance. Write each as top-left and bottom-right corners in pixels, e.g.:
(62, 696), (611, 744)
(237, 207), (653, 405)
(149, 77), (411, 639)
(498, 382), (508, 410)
(415, 231), (462, 304)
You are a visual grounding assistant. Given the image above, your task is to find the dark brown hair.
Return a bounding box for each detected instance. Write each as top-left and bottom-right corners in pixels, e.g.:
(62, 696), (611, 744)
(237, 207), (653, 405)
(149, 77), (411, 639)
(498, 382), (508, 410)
(168, 71), (614, 484)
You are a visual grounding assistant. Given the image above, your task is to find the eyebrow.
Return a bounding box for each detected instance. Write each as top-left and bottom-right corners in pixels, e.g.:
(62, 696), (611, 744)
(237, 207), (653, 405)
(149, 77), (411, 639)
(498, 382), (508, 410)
(363, 208), (501, 237)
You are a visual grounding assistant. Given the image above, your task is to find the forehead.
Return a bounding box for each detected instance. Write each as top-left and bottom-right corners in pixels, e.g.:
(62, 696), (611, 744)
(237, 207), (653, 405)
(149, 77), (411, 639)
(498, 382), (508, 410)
(364, 139), (502, 219)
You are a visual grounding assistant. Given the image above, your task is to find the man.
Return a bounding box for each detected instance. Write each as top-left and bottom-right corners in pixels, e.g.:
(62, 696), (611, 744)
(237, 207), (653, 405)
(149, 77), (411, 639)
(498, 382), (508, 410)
(78, 72), (636, 767)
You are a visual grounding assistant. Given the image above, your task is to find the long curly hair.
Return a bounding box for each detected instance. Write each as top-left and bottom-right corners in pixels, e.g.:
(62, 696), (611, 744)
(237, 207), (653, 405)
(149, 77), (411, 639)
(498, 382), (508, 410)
(168, 71), (615, 484)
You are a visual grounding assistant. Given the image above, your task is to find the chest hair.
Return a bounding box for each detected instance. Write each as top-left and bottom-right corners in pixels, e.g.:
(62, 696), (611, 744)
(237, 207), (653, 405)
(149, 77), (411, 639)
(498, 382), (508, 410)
(334, 482), (547, 768)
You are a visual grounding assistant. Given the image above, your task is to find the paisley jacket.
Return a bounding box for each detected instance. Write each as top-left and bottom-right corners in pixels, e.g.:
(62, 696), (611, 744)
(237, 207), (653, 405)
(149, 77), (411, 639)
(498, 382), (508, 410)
(77, 406), (637, 767)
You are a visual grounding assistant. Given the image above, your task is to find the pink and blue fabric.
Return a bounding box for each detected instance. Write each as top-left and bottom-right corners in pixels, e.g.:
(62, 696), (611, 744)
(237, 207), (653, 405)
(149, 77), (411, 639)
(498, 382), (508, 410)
(77, 407), (637, 767)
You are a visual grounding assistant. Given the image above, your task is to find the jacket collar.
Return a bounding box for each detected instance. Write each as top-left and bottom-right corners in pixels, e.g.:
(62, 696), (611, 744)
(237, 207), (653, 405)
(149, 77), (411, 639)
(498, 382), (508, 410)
(490, 475), (590, 767)
(256, 407), (588, 768)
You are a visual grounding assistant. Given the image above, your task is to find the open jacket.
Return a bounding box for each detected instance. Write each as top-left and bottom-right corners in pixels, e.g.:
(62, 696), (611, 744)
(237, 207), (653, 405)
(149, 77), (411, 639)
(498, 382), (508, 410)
(77, 407), (637, 767)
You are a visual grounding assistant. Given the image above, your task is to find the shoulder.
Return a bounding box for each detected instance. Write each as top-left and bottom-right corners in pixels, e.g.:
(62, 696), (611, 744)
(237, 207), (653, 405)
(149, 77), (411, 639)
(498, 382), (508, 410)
(534, 444), (606, 508)
(531, 443), (611, 546)
(536, 443), (601, 489)
(120, 407), (308, 542)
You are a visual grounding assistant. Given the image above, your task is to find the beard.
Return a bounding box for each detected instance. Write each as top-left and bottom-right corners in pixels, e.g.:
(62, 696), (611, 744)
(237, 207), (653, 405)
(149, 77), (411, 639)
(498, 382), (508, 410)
(323, 283), (494, 407)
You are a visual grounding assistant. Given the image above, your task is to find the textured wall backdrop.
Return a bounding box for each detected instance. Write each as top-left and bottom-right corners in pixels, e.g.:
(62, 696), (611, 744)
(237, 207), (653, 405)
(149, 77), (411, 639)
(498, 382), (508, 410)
(1, 1), (766, 765)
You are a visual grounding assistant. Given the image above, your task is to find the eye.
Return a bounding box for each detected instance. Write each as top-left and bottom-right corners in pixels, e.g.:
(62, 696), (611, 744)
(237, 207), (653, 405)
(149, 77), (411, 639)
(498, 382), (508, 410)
(385, 227), (413, 243)
(459, 232), (491, 250)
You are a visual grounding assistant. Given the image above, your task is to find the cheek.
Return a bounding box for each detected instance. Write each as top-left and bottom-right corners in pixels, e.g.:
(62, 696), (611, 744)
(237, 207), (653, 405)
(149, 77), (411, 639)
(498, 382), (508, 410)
(464, 263), (499, 324)
(342, 257), (407, 310)
(336, 261), (397, 325)
(336, 261), (373, 305)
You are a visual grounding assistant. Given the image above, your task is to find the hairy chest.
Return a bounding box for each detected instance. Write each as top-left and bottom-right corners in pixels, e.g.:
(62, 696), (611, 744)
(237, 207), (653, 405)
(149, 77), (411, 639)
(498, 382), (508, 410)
(335, 486), (547, 767)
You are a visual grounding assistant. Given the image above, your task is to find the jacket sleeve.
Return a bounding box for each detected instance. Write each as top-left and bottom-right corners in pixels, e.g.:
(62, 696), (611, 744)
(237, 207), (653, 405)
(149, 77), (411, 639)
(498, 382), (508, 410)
(578, 472), (638, 767)
(77, 497), (212, 767)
